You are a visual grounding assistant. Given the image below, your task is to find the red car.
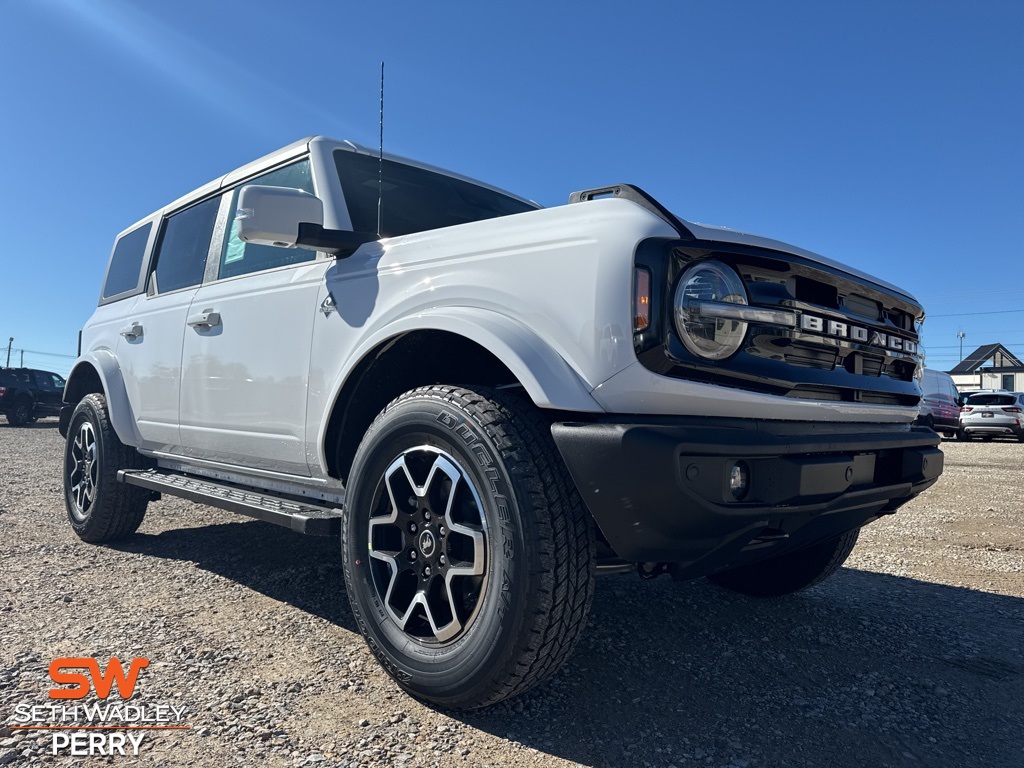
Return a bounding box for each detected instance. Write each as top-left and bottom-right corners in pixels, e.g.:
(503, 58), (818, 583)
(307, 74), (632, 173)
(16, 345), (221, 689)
(916, 369), (960, 437)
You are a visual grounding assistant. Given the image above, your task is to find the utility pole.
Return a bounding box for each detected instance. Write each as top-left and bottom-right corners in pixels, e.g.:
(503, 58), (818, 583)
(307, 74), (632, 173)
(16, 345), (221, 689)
(956, 331), (966, 362)
(20, 349), (24, 367)
(5, 337), (11, 368)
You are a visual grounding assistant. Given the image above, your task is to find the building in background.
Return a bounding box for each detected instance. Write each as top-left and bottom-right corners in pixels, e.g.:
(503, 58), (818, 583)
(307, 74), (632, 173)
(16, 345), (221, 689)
(949, 344), (1024, 392)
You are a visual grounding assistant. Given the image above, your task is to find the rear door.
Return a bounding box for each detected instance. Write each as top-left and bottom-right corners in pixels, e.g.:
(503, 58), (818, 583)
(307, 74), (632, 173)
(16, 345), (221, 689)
(30, 371), (63, 416)
(117, 196), (220, 452)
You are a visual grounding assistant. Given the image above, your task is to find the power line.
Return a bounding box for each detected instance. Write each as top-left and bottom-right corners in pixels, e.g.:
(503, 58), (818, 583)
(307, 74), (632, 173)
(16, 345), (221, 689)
(929, 309), (1024, 318)
(918, 288), (1024, 301)
(11, 348), (76, 359)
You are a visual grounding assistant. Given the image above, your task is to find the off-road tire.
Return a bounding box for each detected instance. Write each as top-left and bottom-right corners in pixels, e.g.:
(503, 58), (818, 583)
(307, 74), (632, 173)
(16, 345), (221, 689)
(341, 385), (595, 710)
(708, 528), (859, 598)
(63, 393), (149, 542)
(7, 398), (32, 426)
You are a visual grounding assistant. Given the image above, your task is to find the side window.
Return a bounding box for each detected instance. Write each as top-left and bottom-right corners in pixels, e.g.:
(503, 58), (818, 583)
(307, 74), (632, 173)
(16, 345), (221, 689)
(33, 371), (55, 390)
(151, 196), (220, 294)
(102, 223), (152, 300)
(219, 160), (316, 280)
(52, 374), (66, 390)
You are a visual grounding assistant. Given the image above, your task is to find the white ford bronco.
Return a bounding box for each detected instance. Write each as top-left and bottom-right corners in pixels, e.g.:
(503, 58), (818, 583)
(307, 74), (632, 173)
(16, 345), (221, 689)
(61, 136), (942, 709)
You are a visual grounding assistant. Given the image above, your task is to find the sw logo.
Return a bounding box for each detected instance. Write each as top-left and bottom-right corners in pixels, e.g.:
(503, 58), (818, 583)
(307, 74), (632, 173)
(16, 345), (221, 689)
(49, 657), (149, 699)
(45, 658), (154, 756)
(12, 657), (187, 757)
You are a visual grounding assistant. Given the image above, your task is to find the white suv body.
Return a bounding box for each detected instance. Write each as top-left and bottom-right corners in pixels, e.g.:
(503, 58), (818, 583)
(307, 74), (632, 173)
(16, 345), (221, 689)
(60, 136), (942, 709)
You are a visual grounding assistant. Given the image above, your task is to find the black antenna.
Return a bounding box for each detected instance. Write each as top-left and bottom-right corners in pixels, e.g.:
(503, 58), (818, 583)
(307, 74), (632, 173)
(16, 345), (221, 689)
(377, 61), (384, 238)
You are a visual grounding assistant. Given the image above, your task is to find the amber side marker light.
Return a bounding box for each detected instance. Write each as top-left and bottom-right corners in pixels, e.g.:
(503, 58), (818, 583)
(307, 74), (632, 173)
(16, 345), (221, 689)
(634, 268), (651, 331)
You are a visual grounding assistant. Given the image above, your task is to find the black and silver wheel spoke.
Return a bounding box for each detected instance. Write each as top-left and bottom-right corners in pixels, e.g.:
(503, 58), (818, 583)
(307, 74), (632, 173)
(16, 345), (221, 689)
(368, 447), (487, 644)
(67, 422), (97, 519)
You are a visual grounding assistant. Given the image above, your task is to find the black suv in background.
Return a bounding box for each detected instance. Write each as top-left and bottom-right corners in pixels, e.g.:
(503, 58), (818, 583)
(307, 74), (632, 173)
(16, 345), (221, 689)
(0, 368), (66, 426)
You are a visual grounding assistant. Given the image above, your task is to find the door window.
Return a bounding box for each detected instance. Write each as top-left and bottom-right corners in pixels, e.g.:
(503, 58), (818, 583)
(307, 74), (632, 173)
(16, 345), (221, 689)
(33, 371), (56, 390)
(150, 196), (221, 295)
(219, 160), (317, 280)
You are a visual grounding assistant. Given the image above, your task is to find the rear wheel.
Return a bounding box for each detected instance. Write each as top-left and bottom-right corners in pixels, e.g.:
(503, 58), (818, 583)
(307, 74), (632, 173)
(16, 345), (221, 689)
(708, 529), (859, 598)
(7, 398), (32, 426)
(341, 385), (595, 709)
(63, 394), (149, 542)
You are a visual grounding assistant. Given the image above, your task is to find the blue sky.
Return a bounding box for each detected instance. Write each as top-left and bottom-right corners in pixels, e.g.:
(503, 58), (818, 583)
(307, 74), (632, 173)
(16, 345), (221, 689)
(1, 0), (1021, 376)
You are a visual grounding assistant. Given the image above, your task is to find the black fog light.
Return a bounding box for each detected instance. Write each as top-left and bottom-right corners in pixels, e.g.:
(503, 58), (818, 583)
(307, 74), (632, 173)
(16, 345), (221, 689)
(729, 461), (750, 500)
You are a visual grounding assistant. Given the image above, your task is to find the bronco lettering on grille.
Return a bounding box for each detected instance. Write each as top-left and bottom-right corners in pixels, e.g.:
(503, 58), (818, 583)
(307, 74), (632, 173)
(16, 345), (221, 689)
(799, 313), (917, 354)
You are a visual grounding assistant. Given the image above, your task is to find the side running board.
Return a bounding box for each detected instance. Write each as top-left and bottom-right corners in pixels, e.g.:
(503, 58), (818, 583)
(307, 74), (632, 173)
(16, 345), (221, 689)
(118, 468), (343, 537)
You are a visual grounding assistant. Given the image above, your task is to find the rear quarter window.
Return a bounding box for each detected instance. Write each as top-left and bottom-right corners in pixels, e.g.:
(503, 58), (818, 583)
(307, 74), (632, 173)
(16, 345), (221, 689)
(102, 223), (152, 300)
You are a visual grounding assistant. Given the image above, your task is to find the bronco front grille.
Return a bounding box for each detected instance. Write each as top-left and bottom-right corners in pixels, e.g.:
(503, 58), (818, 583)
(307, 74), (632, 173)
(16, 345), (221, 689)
(633, 238), (924, 407)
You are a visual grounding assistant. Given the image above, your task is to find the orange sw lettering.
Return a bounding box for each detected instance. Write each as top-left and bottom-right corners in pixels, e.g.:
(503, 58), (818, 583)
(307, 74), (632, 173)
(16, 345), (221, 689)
(48, 658), (150, 700)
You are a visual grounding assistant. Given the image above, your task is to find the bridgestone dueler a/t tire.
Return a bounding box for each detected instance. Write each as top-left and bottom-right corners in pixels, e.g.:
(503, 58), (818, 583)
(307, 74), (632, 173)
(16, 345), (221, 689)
(707, 528), (860, 598)
(341, 385), (595, 710)
(63, 394), (149, 543)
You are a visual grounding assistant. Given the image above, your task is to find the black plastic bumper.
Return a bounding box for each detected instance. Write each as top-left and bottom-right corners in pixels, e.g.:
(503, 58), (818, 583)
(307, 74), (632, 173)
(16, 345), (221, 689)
(551, 417), (942, 577)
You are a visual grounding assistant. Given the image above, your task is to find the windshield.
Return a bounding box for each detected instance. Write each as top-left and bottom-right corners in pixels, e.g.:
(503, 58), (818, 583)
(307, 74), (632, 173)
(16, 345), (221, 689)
(335, 149), (537, 238)
(966, 394), (1016, 406)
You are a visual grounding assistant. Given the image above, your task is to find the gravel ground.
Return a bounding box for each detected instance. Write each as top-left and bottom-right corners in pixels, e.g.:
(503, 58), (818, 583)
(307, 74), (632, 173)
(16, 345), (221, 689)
(1, 421), (1022, 768)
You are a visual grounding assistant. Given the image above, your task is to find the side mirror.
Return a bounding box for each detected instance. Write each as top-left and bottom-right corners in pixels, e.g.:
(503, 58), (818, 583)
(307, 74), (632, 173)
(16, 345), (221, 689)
(237, 185), (324, 248)
(236, 185), (378, 258)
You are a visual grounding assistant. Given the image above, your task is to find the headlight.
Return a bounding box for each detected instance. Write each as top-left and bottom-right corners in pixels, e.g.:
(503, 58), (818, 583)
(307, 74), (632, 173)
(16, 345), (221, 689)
(673, 260), (749, 360)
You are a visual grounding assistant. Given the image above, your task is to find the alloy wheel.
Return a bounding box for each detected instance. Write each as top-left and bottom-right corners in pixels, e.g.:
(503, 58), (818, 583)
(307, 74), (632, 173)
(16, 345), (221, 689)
(367, 446), (487, 644)
(67, 421), (98, 521)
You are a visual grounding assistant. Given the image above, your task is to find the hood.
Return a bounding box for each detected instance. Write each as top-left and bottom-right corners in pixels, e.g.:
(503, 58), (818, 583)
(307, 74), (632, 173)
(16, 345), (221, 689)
(678, 218), (919, 306)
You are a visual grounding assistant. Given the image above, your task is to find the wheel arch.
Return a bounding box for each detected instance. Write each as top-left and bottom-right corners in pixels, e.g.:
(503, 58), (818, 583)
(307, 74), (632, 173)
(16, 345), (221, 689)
(63, 352), (141, 446)
(320, 309), (604, 483)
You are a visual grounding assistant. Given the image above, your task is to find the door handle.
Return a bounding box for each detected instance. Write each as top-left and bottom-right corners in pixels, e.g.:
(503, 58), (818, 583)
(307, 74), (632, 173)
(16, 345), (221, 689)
(187, 311), (221, 329)
(120, 322), (143, 339)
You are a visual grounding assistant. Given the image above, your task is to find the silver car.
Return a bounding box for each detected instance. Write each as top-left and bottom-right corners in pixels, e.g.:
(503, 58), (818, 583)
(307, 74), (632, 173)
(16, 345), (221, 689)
(958, 391), (1024, 441)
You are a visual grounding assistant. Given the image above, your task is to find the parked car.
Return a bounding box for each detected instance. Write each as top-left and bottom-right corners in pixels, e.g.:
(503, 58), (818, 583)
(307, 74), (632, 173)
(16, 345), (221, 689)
(916, 369), (960, 437)
(0, 367), (66, 425)
(958, 391), (1024, 441)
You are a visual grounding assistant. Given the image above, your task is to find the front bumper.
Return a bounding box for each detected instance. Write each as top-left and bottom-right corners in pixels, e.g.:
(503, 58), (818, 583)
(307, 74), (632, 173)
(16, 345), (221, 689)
(551, 416), (942, 577)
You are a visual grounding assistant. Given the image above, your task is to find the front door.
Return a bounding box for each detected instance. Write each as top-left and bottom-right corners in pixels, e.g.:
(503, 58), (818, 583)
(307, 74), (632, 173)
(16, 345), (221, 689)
(179, 159), (323, 477)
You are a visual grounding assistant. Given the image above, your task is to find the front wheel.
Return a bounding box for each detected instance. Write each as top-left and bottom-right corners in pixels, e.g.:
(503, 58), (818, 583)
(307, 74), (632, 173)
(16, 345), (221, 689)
(341, 385), (595, 709)
(708, 529), (859, 597)
(63, 394), (149, 542)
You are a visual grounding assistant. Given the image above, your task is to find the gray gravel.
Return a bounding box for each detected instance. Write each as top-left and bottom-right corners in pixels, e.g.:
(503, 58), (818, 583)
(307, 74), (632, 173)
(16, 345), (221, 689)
(1, 421), (1022, 767)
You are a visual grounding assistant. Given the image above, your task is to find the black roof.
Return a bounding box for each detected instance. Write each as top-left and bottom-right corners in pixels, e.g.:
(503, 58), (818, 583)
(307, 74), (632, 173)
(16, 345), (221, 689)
(949, 343), (1024, 375)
